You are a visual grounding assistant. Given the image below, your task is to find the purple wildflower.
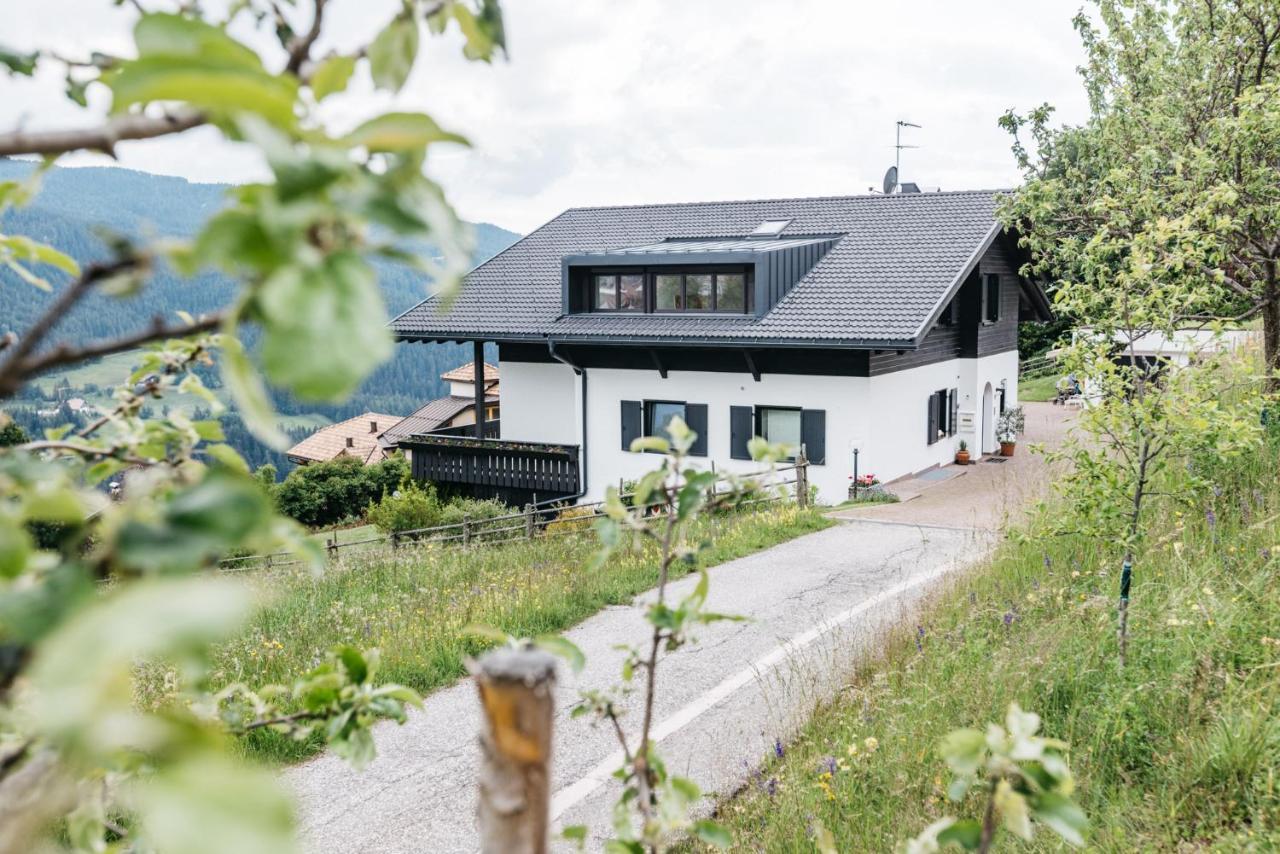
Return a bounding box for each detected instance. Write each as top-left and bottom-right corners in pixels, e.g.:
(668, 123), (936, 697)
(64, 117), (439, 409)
(1003, 611), (1015, 627)
(774, 738), (785, 759)
(915, 625), (926, 652)
(1263, 548), (1273, 561)
(766, 777), (778, 796)
(1213, 484), (1223, 498)
(1043, 553), (1052, 568)
(1254, 489), (1265, 508)
(819, 755), (838, 775)
(1206, 508), (1217, 530)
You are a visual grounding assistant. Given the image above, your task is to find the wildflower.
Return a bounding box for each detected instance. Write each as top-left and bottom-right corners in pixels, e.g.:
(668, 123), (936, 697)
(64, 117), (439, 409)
(774, 738), (785, 759)
(1213, 484), (1223, 498)
(1043, 554), (1052, 568)
(1206, 508), (1217, 530)
(1071, 570), (1081, 578)
(1003, 611), (1015, 627)
(819, 756), (838, 776)
(1202, 587), (1215, 596)
(846, 743), (859, 757)
(915, 625), (926, 652)
(863, 737), (879, 753)
(765, 777), (778, 796)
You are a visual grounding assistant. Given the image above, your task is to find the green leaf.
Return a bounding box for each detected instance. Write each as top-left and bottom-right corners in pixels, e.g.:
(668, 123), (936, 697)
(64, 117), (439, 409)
(368, 17), (419, 92)
(940, 727), (986, 777)
(561, 825), (588, 846)
(0, 45), (38, 76)
(28, 578), (251, 747)
(462, 623), (512, 644)
(629, 436), (670, 454)
(995, 778), (1032, 841)
(343, 112), (469, 152)
(533, 634), (586, 674)
(692, 820), (732, 849)
(204, 443), (249, 473)
(310, 54), (356, 100)
(936, 818), (983, 849)
(0, 517), (33, 579)
(133, 751), (295, 854)
(134, 13), (262, 69)
(1031, 792), (1088, 847)
(337, 645), (369, 684)
(255, 253), (393, 400)
(219, 332), (287, 449)
(109, 50), (297, 128)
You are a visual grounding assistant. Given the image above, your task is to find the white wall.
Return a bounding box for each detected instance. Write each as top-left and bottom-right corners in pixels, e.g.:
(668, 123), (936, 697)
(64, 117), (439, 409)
(864, 350), (1020, 483)
(580, 367), (869, 504)
(497, 351), (1020, 504)
(498, 360), (580, 445)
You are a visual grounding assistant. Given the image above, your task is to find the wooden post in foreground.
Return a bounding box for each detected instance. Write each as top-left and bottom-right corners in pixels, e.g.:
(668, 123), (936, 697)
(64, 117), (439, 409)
(474, 647), (557, 854)
(796, 447), (809, 509)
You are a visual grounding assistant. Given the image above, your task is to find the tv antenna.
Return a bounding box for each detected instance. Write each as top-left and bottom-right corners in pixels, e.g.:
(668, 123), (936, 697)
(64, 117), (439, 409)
(894, 119), (921, 176)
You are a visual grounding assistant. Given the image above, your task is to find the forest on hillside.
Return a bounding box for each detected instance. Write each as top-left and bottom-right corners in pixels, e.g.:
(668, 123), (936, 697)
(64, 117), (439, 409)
(0, 159), (516, 473)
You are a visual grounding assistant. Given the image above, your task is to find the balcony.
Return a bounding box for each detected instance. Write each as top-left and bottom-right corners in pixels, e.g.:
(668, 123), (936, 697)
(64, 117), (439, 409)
(398, 432), (580, 506)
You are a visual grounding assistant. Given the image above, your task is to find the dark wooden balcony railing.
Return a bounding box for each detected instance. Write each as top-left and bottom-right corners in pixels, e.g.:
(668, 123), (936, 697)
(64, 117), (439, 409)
(399, 432), (579, 503)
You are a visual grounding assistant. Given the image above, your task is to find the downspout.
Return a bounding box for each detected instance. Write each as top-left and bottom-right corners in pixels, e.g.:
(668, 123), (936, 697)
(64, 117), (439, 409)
(547, 339), (588, 502)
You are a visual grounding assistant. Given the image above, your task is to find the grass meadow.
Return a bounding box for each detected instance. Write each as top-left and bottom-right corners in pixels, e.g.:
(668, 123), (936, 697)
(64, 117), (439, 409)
(698, 436), (1280, 851)
(137, 502), (831, 764)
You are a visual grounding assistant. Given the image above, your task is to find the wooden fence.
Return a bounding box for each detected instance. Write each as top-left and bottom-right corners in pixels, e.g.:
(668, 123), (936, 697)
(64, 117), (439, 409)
(218, 461), (806, 573)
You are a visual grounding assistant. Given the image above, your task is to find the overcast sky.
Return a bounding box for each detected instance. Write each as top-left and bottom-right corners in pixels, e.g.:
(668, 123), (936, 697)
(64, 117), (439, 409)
(3, 0), (1093, 234)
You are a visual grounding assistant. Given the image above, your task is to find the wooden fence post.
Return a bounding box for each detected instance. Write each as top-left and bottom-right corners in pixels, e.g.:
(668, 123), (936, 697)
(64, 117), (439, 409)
(462, 515), (472, 547)
(796, 447), (809, 509)
(474, 647), (557, 854)
(391, 531), (400, 551)
(326, 536), (337, 561)
(524, 503), (535, 539)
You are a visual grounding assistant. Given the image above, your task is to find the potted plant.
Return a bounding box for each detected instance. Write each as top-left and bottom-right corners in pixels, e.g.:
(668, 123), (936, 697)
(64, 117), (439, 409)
(955, 440), (970, 466)
(996, 406), (1025, 457)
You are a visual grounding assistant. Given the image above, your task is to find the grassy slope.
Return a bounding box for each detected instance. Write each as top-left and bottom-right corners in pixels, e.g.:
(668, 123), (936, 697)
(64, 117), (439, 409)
(139, 503), (832, 764)
(704, 443), (1280, 851)
(1019, 374), (1060, 402)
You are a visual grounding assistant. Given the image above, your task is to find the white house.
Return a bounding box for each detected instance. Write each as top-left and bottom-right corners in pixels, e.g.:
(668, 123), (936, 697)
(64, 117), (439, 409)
(392, 190), (1053, 505)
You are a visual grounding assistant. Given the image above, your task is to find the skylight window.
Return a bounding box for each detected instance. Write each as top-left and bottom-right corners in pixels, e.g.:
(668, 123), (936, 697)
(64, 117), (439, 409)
(749, 219), (792, 238)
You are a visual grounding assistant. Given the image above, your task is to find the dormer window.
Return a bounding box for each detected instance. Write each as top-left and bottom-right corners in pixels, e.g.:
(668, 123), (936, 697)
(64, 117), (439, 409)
(592, 273), (645, 311)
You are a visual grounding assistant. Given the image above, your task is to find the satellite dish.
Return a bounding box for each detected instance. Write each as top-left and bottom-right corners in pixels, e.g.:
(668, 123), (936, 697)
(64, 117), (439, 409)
(882, 166), (898, 194)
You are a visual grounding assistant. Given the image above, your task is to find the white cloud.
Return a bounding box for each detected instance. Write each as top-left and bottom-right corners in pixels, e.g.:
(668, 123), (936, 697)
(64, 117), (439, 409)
(1, 0), (1092, 232)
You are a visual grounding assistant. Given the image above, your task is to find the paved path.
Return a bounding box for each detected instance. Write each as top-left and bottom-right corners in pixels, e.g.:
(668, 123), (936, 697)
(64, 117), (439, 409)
(284, 519), (992, 852)
(833, 402), (1075, 530)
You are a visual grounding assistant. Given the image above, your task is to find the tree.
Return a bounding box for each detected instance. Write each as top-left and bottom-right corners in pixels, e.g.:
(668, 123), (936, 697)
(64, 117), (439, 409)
(0, 2), (506, 852)
(0, 419), (28, 447)
(1000, 0), (1280, 388)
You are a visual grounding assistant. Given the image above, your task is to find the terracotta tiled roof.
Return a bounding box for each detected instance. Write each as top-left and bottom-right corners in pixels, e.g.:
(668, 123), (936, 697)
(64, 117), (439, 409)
(286, 412), (402, 465)
(440, 361), (500, 383)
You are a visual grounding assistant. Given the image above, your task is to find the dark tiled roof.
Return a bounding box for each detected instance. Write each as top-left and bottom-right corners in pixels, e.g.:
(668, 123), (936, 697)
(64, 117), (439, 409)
(392, 190), (1005, 346)
(381, 394), (499, 446)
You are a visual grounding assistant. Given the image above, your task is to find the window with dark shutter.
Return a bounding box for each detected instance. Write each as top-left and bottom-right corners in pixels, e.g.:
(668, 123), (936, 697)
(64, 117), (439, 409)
(621, 400), (642, 451)
(729, 406), (753, 460)
(948, 388), (959, 436)
(685, 404), (708, 457)
(800, 409), (826, 465)
(927, 394), (939, 445)
(983, 274), (1001, 323)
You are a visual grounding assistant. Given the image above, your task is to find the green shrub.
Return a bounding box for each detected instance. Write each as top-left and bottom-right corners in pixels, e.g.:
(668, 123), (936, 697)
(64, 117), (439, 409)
(367, 481), (441, 534)
(544, 504), (597, 535)
(274, 455), (409, 528)
(436, 497), (513, 541)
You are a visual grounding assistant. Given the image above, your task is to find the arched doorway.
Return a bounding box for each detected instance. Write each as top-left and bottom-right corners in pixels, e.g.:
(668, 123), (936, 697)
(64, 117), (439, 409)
(981, 382), (996, 454)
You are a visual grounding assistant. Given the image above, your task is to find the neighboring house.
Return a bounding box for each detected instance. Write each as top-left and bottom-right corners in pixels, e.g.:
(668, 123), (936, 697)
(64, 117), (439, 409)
(391, 190), (1053, 504)
(286, 412), (402, 466)
(381, 363), (501, 447)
